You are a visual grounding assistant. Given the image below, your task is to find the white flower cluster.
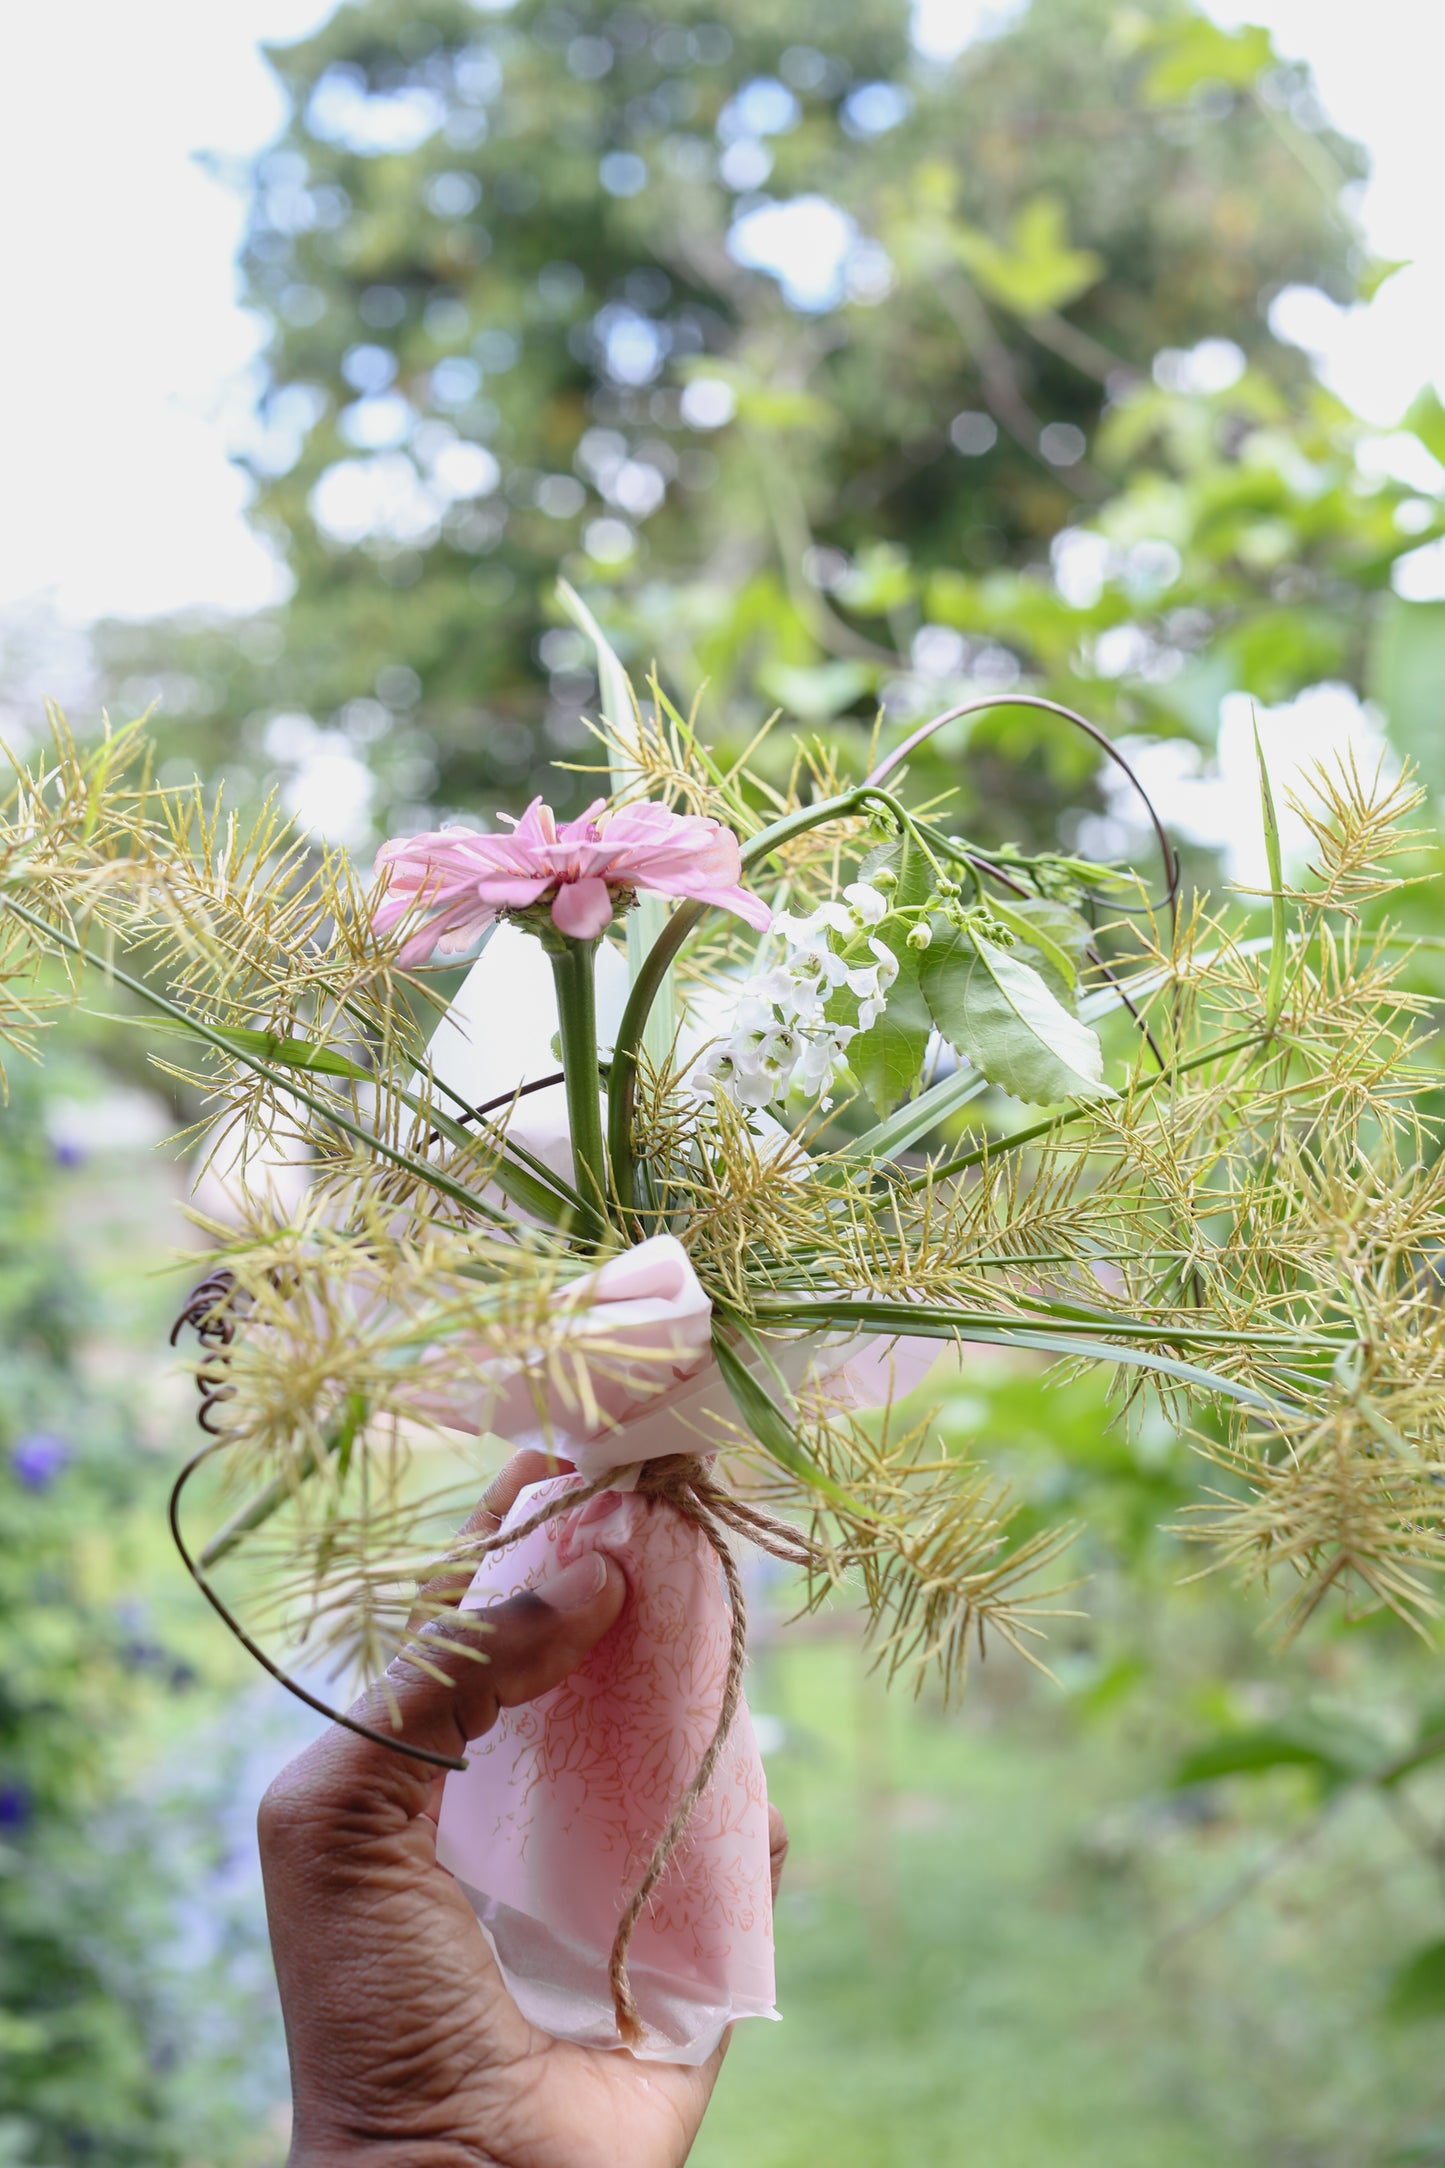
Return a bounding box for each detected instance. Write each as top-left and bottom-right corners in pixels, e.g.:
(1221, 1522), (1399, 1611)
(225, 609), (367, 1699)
(689, 882), (899, 1109)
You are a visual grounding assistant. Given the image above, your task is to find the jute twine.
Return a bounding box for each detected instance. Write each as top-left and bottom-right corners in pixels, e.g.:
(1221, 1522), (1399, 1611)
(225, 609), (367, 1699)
(446, 1450), (819, 2047)
(173, 1273), (822, 2049)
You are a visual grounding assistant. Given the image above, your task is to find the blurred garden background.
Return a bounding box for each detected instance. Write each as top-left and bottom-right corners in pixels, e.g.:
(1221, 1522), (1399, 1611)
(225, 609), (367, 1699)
(4, 0), (1445, 2160)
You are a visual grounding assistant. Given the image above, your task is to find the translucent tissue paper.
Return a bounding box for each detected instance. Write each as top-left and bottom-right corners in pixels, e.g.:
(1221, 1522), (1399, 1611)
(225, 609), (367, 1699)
(435, 1472), (778, 2064)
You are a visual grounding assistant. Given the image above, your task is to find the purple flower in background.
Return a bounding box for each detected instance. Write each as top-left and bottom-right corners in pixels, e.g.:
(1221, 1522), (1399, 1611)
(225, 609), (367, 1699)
(0, 1785), (31, 1833)
(10, 1432), (71, 1489)
(51, 1136), (86, 1169)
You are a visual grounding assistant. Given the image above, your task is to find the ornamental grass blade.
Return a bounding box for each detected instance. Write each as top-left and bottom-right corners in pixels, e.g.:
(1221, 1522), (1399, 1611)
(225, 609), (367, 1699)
(839, 1062), (991, 1164)
(711, 1326), (869, 1514)
(147, 1017), (374, 1081)
(1254, 719), (1288, 1029)
(558, 579), (675, 1069)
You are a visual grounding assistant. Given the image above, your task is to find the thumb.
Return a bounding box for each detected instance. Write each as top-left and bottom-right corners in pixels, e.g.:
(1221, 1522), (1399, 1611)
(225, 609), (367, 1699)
(260, 1550), (627, 1843)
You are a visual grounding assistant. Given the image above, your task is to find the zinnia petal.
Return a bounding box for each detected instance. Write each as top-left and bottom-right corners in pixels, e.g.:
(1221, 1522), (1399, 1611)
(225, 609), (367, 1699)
(683, 882), (773, 931)
(550, 876), (616, 939)
(474, 874), (553, 909)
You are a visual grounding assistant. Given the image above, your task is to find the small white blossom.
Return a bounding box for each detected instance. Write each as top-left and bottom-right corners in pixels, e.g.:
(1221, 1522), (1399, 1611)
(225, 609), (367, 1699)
(775, 902), (853, 948)
(784, 976), (827, 1025)
(869, 937), (900, 990)
(843, 880), (889, 926)
(797, 1031), (851, 1093)
(731, 1066), (782, 1107)
(843, 961), (882, 1000)
(698, 883), (900, 1111)
(687, 1045), (739, 1094)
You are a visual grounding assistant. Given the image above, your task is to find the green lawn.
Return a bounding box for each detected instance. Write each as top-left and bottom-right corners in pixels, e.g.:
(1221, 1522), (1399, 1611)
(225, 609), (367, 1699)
(693, 1638), (1445, 2168)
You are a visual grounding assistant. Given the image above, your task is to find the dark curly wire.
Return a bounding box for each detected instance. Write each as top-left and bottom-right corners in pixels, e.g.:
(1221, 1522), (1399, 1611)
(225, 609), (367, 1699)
(864, 691), (1181, 933)
(168, 1268), (247, 1433)
(865, 692), (1181, 1070)
(168, 1276), (468, 1772)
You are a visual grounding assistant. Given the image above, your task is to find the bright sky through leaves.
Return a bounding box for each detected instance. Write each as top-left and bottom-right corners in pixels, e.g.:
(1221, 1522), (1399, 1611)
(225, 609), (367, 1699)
(0, 0), (1440, 870)
(0, 0), (1439, 627)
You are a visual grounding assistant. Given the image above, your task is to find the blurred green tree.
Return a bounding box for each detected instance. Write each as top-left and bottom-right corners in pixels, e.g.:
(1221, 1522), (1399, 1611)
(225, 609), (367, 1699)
(93, 0), (1438, 849)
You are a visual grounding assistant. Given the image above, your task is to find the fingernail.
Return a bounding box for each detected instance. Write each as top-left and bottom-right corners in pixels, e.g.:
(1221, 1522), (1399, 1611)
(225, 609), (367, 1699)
(537, 1551), (609, 1611)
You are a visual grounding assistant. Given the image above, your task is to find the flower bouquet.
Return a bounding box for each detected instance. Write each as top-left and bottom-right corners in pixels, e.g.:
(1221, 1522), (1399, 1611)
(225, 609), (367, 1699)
(2, 584), (1441, 2059)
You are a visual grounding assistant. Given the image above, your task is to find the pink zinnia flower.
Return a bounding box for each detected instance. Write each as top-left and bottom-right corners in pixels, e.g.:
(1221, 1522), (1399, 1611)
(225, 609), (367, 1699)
(373, 796), (771, 965)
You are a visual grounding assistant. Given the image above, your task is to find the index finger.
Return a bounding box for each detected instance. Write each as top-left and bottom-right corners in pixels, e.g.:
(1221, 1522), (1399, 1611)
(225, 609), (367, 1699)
(408, 1447), (566, 1630)
(260, 1553), (627, 1848)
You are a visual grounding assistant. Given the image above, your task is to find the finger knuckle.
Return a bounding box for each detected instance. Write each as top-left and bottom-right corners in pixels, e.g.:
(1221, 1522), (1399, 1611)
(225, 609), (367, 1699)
(256, 1769), (310, 1853)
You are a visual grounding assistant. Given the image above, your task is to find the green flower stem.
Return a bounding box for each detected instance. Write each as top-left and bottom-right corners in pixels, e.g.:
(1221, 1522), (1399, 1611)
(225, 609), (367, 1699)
(547, 935), (611, 1226)
(2, 895), (513, 1229)
(557, 579), (677, 1072)
(608, 897), (706, 1219)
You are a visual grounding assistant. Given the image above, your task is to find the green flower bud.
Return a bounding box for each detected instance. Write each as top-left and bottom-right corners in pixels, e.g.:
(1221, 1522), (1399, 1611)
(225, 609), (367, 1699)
(969, 909), (1014, 946)
(872, 865), (899, 891)
(907, 922), (933, 952)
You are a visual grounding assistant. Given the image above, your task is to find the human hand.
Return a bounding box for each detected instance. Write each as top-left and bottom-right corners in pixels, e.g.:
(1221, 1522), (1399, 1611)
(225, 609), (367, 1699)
(258, 1451), (788, 2168)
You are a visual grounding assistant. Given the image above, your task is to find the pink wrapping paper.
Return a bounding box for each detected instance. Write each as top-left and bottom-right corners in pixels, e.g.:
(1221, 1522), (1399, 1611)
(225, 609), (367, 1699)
(422, 1233), (939, 1480)
(435, 1472), (777, 2064)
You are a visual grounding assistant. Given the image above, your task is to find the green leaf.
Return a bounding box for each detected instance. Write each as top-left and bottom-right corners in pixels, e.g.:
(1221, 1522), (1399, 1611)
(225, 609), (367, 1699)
(848, 972), (933, 1118)
(1403, 386), (1445, 471)
(1360, 254), (1412, 303)
(1378, 1704), (1445, 1789)
(1171, 1724), (1367, 1793)
(1369, 597), (1445, 799)
(1385, 1941), (1445, 2024)
(846, 827), (936, 1116)
(755, 658), (874, 721)
(955, 194), (1103, 317)
(990, 898), (1092, 1007)
(1142, 20), (1273, 104)
(920, 925), (1113, 1106)
(833, 542), (914, 615)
